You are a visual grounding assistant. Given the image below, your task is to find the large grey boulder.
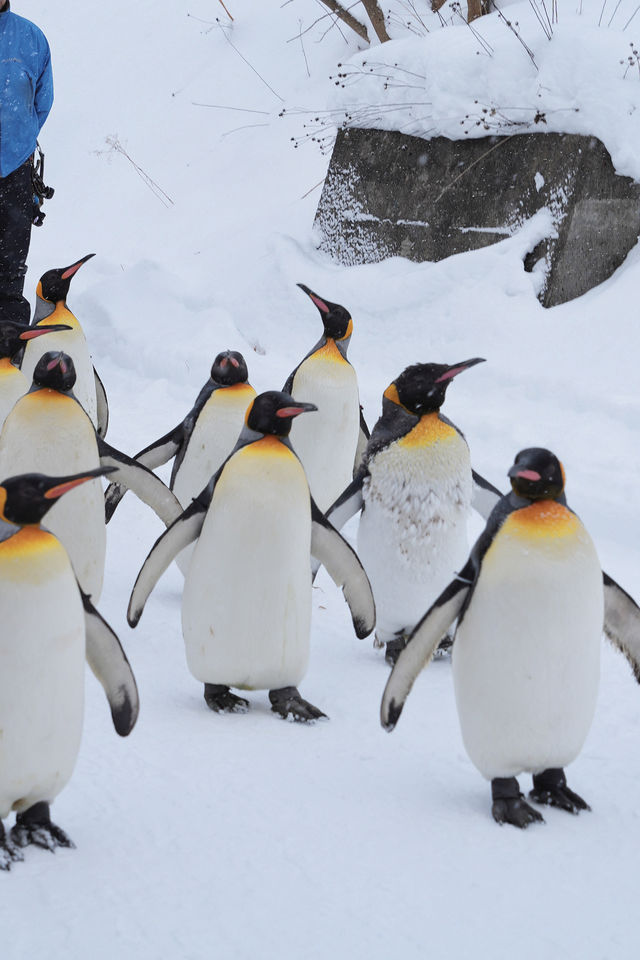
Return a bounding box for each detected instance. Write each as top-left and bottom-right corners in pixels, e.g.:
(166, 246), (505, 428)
(314, 128), (640, 307)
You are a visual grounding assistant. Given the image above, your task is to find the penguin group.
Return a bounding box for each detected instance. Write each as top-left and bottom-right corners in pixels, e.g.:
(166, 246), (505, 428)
(1, 262), (639, 873)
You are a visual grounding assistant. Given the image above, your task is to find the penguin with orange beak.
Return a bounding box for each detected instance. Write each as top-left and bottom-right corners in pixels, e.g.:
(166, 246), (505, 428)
(0, 468), (139, 870)
(381, 447), (640, 828)
(104, 350), (256, 572)
(20, 254), (109, 436)
(128, 391), (375, 722)
(0, 318), (71, 429)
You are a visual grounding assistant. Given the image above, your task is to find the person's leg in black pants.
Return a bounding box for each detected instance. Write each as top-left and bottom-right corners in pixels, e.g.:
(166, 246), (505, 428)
(0, 160), (34, 325)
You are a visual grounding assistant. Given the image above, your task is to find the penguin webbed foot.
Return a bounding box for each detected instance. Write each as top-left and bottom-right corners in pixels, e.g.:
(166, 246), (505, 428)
(384, 633), (408, 666)
(491, 778), (545, 829)
(10, 802), (75, 852)
(269, 686), (327, 723)
(433, 632), (454, 659)
(529, 768), (590, 814)
(203, 683), (250, 714)
(0, 823), (24, 870)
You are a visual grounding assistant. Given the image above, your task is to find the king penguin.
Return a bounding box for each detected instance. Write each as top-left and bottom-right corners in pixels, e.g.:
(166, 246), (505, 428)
(0, 319), (71, 430)
(0, 352), (182, 599)
(0, 467), (138, 870)
(19, 254), (109, 436)
(127, 390), (376, 722)
(104, 350), (256, 575)
(284, 284), (369, 512)
(381, 447), (640, 828)
(325, 360), (501, 664)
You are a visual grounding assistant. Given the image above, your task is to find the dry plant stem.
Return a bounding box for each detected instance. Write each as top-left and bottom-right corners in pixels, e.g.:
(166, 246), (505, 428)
(217, 0), (234, 19)
(318, 1), (370, 43)
(361, 0), (391, 41)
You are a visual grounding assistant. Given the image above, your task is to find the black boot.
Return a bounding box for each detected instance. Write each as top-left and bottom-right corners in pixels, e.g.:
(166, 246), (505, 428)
(530, 768), (590, 814)
(491, 777), (545, 828)
(268, 686), (327, 723)
(10, 802), (74, 852)
(203, 683), (249, 713)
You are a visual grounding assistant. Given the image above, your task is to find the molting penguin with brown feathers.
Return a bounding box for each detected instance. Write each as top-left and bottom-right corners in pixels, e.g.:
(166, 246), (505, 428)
(325, 359), (501, 665)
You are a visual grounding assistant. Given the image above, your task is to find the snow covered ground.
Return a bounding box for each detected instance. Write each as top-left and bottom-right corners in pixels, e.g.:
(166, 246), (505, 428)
(3, 1), (640, 957)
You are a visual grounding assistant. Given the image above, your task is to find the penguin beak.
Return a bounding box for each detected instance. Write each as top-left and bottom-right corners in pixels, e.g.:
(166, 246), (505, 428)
(43, 466), (117, 500)
(47, 354), (67, 373)
(508, 466), (541, 482)
(297, 283), (330, 315)
(219, 355), (240, 370)
(19, 324), (72, 340)
(434, 358), (485, 383)
(275, 402), (318, 419)
(60, 253), (96, 281)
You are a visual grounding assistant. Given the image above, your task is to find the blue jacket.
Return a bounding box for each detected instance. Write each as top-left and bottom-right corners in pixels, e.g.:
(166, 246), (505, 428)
(0, 3), (53, 177)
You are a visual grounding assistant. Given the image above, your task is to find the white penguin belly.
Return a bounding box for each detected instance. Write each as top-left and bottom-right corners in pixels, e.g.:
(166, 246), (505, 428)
(0, 392), (105, 599)
(0, 359), (28, 431)
(21, 324), (97, 426)
(289, 348), (360, 511)
(0, 530), (85, 819)
(182, 438), (312, 690)
(173, 383), (256, 575)
(452, 504), (603, 781)
(358, 419), (472, 641)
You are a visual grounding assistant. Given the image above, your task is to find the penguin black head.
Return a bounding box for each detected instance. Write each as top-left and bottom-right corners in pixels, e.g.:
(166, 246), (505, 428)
(33, 351), (77, 392)
(37, 253), (95, 304)
(386, 358), (485, 415)
(0, 467), (115, 526)
(0, 320), (72, 360)
(508, 448), (566, 501)
(297, 283), (352, 341)
(246, 391), (317, 437)
(211, 350), (249, 386)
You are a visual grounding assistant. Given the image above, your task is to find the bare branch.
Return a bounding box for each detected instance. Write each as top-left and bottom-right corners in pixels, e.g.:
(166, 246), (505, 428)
(317, 0), (370, 42)
(361, 0), (392, 41)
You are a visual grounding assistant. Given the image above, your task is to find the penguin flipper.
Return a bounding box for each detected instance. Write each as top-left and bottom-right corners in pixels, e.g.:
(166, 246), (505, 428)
(353, 407), (370, 475)
(94, 367), (109, 439)
(472, 469), (503, 521)
(311, 473), (365, 581)
(128, 501), (206, 627)
(81, 591), (139, 736)
(104, 426), (184, 523)
(381, 574), (471, 732)
(135, 425), (184, 471)
(326, 473), (365, 532)
(603, 571), (640, 683)
(98, 439), (183, 528)
(310, 501), (375, 639)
